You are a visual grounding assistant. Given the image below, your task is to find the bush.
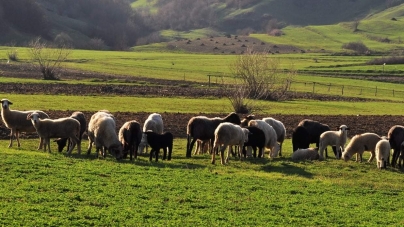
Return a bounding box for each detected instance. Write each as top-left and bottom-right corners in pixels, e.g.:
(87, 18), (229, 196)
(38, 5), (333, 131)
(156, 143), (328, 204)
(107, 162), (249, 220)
(342, 41), (369, 54)
(367, 56), (404, 65)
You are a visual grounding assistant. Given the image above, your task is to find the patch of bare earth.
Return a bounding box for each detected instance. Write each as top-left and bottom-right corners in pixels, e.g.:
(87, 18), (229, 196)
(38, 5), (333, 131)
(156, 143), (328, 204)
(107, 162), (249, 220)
(0, 63), (401, 142)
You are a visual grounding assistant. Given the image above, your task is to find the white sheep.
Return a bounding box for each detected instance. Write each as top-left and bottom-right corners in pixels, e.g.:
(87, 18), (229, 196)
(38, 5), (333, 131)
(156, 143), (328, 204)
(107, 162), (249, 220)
(292, 148), (324, 161)
(248, 120), (280, 158)
(138, 113), (164, 154)
(375, 138), (391, 169)
(27, 111), (81, 154)
(1, 98), (49, 149)
(319, 125), (350, 159)
(262, 117), (286, 156)
(87, 111), (123, 160)
(341, 133), (381, 163)
(212, 122), (249, 165)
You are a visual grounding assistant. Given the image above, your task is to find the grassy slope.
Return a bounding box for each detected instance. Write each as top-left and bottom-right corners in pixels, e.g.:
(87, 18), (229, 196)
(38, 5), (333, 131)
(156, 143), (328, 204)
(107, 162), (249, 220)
(251, 3), (404, 53)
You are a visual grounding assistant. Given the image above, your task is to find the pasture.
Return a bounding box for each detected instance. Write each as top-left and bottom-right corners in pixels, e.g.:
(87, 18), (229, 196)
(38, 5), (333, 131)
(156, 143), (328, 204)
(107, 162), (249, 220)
(1, 138), (404, 226)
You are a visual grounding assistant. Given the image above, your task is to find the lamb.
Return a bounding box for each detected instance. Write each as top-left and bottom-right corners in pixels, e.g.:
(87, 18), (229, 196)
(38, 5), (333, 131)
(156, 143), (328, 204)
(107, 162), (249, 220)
(27, 111), (81, 154)
(375, 138), (391, 169)
(291, 148), (323, 161)
(138, 113), (164, 154)
(143, 131), (173, 162)
(186, 112), (241, 158)
(292, 126), (310, 152)
(262, 117), (286, 157)
(87, 111), (123, 160)
(242, 126), (265, 158)
(1, 98), (49, 149)
(248, 120), (280, 158)
(118, 120), (142, 160)
(212, 122), (250, 165)
(318, 125), (350, 159)
(387, 125), (404, 167)
(341, 133), (382, 163)
(54, 111), (86, 153)
(298, 119), (336, 157)
(193, 139), (210, 155)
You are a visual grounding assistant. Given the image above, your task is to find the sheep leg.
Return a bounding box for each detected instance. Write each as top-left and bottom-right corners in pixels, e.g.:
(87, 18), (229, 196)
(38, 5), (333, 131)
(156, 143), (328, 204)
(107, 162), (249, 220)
(46, 138), (52, 153)
(193, 140), (200, 155)
(163, 147), (167, 160)
(238, 144), (243, 161)
(392, 149), (400, 167)
(186, 135), (196, 158)
(8, 129), (15, 148)
(149, 149), (154, 161)
(155, 148), (159, 162)
(221, 146), (227, 165)
(168, 144), (172, 161)
(279, 142), (283, 157)
(211, 144), (218, 164)
(368, 152), (375, 163)
(15, 130), (21, 147)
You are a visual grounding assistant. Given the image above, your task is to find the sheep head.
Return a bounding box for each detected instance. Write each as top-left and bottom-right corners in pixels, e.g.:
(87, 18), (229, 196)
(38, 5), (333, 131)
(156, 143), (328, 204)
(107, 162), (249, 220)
(240, 115), (255, 127)
(224, 112), (241, 125)
(1, 99), (12, 110)
(27, 112), (41, 125)
(338, 125), (350, 132)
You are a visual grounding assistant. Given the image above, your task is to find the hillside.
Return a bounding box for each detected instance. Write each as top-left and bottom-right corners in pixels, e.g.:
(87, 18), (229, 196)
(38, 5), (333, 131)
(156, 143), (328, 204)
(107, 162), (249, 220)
(1, 0), (404, 50)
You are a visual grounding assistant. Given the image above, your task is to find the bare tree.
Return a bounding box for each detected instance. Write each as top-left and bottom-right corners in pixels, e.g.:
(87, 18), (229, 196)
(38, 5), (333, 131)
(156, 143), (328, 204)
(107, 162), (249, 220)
(28, 37), (71, 80)
(225, 49), (295, 113)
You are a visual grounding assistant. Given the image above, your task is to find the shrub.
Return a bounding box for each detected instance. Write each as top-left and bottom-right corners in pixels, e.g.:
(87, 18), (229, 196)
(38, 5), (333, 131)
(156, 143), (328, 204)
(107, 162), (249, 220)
(342, 41), (369, 54)
(367, 56), (404, 65)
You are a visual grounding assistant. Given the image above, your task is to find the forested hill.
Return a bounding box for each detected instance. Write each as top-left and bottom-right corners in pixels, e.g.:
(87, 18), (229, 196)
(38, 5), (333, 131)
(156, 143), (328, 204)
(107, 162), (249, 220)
(0, 0), (403, 50)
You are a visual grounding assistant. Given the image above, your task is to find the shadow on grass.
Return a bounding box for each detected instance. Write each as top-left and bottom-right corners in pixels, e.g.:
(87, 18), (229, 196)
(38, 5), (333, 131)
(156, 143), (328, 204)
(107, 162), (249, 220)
(66, 152), (207, 170)
(261, 162), (314, 179)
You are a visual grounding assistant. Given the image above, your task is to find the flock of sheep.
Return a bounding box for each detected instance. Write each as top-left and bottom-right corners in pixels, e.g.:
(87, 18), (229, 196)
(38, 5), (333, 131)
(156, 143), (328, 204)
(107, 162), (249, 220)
(1, 98), (404, 169)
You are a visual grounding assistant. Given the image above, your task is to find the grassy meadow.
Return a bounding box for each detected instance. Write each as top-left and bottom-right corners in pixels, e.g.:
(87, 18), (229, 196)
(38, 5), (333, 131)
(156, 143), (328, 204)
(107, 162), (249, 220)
(3, 7), (404, 224)
(1, 138), (404, 226)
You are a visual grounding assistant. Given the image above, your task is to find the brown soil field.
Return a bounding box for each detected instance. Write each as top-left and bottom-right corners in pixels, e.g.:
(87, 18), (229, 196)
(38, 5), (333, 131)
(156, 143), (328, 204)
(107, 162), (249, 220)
(0, 63), (402, 142)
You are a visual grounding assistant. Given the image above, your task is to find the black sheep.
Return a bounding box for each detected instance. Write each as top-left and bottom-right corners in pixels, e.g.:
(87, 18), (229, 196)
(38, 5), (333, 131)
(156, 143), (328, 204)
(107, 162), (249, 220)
(297, 119), (336, 157)
(186, 112), (241, 158)
(243, 126), (265, 158)
(145, 131), (173, 162)
(292, 126), (310, 152)
(388, 125), (404, 167)
(119, 120), (142, 160)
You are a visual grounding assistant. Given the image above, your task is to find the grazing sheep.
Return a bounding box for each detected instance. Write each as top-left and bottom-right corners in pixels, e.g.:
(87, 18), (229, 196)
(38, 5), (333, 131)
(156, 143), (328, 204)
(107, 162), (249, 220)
(186, 112), (241, 158)
(1, 98), (49, 149)
(319, 125), (350, 159)
(143, 131), (173, 162)
(87, 111), (123, 160)
(138, 113), (164, 154)
(27, 112), (81, 154)
(212, 122), (250, 165)
(54, 111), (86, 153)
(375, 138), (391, 169)
(263, 117), (286, 157)
(387, 125), (404, 167)
(248, 120), (280, 158)
(242, 126), (265, 158)
(291, 148), (323, 161)
(341, 133), (381, 163)
(119, 120), (142, 160)
(298, 119), (336, 157)
(292, 126), (310, 152)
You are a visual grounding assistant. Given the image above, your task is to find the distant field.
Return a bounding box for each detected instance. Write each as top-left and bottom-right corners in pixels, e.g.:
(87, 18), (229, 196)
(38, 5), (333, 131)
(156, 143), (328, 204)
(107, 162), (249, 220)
(1, 93), (403, 115)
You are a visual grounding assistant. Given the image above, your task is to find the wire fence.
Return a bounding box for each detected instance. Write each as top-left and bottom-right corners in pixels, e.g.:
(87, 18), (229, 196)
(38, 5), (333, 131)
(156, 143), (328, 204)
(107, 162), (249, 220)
(206, 74), (404, 100)
(287, 80), (404, 99)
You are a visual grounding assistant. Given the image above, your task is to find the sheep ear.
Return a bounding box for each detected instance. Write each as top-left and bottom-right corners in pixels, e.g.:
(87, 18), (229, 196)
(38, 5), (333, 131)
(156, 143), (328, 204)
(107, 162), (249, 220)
(27, 113), (31, 120)
(346, 127), (350, 130)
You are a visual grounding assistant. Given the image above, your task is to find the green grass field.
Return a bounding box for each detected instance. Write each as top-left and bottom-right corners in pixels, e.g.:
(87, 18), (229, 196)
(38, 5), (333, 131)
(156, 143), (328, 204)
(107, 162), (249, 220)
(1, 138), (403, 226)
